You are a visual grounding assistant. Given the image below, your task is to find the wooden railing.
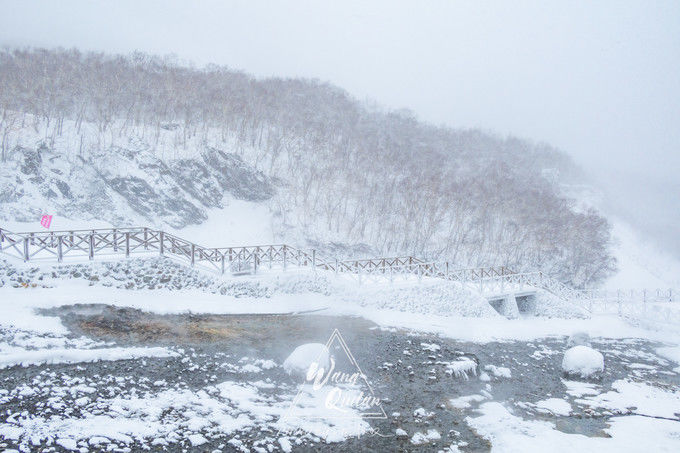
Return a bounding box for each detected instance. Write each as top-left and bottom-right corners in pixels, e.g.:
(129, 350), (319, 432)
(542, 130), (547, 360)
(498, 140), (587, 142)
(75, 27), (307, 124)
(0, 226), (518, 287)
(10, 225), (655, 307)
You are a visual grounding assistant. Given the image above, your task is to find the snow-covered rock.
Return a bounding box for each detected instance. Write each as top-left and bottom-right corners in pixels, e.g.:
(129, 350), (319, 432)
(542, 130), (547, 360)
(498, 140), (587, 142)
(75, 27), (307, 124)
(567, 331), (591, 347)
(278, 438), (292, 452)
(413, 407), (435, 419)
(411, 429), (441, 445)
(484, 364), (512, 379)
(187, 434), (207, 446)
(283, 343), (330, 378)
(395, 428), (408, 438)
(442, 357), (478, 379)
(562, 346), (604, 379)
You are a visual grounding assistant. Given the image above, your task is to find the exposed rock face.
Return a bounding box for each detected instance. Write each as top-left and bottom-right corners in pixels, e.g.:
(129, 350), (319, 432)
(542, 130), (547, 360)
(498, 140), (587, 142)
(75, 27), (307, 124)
(168, 159), (224, 208)
(105, 176), (206, 228)
(0, 145), (275, 228)
(202, 148), (274, 201)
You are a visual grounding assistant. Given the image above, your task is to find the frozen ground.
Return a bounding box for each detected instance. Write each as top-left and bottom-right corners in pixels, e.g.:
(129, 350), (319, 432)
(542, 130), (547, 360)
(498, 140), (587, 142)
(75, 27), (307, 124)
(0, 257), (679, 451)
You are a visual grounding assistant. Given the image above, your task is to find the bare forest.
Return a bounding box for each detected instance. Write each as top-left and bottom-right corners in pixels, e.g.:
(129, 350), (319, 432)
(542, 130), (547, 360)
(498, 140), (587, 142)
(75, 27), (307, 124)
(0, 48), (616, 287)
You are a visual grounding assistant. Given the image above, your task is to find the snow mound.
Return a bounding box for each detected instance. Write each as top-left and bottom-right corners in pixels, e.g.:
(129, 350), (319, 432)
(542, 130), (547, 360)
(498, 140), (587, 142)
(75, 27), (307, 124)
(533, 291), (590, 318)
(562, 346), (604, 379)
(346, 280), (498, 317)
(283, 343), (330, 377)
(567, 331), (591, 347)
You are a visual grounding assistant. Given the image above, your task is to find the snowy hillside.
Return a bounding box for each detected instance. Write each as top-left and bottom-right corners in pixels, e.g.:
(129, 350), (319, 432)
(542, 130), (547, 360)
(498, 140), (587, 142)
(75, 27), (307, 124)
(0, 48), (616, 287)
(606, 221), (680, 290)
(0, 138), (273, 229)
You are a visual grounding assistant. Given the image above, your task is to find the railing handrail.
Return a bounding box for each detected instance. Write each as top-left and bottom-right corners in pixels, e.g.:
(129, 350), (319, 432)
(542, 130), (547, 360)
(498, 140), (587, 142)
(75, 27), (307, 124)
(2, 224), (598, 302)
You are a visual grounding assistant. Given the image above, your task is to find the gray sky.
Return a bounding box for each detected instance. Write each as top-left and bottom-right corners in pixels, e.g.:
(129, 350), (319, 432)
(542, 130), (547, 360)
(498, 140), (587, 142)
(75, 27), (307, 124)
(1, 0), (679, 252)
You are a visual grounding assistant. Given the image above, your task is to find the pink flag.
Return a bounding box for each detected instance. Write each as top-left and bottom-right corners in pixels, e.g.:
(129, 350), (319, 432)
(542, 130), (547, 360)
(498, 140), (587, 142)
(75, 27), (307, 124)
(40, 215), (53, 229)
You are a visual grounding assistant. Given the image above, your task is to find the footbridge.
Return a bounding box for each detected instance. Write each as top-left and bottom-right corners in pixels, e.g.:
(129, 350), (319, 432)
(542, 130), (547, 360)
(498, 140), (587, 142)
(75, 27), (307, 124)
(0, 226), (675, 316)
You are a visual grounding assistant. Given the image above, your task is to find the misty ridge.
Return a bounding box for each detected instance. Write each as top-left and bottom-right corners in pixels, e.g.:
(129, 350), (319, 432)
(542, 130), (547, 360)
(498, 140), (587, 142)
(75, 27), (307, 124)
(0, 47), (616, 288)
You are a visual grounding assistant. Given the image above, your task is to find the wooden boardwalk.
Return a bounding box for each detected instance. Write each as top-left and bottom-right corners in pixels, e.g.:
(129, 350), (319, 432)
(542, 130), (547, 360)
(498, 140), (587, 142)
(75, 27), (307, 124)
(0, 225), (675, 311)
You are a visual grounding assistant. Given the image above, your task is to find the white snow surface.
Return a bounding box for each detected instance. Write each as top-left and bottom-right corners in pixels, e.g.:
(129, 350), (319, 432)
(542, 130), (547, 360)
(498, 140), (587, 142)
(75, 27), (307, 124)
(468, 402), (680, 453)
(533, 398), (572, 416)
(0, 346), (176, 369)
(656, 346), (680, 373)
(575, 379), (680, 419)
(606, 221), (680, 290)
(1, 270), (679, 345)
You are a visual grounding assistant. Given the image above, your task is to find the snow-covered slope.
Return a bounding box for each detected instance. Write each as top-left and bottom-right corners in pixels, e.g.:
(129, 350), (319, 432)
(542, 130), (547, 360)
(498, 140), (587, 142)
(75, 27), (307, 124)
(606, 221), (680, 290)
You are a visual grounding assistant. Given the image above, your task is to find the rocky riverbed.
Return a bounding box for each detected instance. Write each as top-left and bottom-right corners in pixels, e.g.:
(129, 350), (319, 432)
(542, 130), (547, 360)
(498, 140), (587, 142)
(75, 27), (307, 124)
(1, 304), (679, 452)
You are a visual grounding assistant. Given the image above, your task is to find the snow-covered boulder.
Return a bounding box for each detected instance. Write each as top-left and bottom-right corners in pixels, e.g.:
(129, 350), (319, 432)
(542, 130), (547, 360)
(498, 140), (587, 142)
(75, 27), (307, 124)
(567, 331), (591, 347)
(411, 429), (441, 445)
(562, 345), (604, 379)
(283, 343), (330, 378)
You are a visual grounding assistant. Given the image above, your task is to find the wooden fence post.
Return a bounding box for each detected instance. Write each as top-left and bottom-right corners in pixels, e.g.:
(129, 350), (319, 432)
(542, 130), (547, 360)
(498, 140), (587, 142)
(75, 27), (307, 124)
(283, 245), (287, 270)
(23, 236), (29, 262)
(125, 232), (130, 258)
(143, 228), (148, 250)
(159, 232), (164, 255)
(191, 244), (195, 266)
(89, 233), (94, 260)
(113, 230), (118, 252)
(335, 258), (339, 276)
(221, 253), (225, 275)
(57, 236), (63, 262)
(253, 251), (258, 274)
